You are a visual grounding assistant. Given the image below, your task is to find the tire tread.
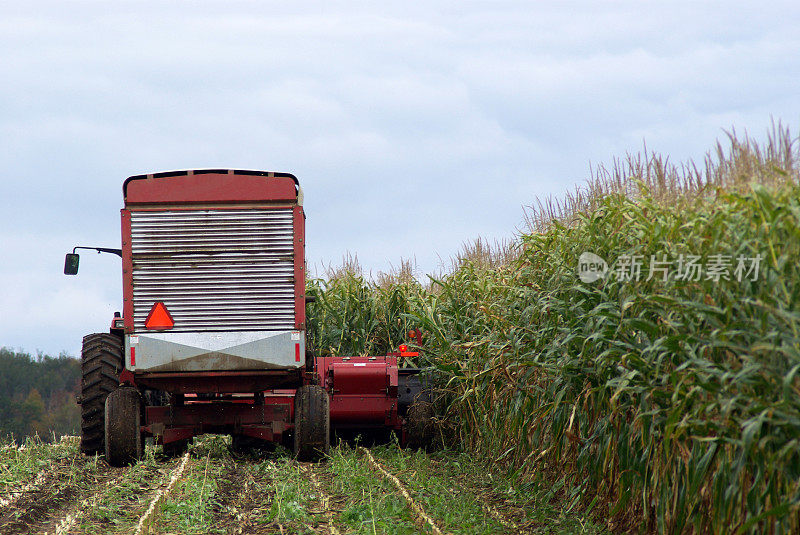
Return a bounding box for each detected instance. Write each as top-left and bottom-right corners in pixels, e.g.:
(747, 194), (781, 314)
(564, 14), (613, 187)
(80, 333), (123, 455)
(294, 385), (330, 461)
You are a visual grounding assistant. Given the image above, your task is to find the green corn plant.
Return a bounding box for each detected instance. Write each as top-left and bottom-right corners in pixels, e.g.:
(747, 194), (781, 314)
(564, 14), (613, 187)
(306, 125), (800, 534)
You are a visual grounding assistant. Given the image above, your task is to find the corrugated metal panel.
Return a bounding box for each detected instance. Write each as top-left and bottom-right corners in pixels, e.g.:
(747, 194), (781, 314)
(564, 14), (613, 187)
(130, 209), (295, 332)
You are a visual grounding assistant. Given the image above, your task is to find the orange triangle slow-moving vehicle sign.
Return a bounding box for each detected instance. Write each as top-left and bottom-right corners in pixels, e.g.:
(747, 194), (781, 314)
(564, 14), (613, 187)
(145, 302), (174, 330)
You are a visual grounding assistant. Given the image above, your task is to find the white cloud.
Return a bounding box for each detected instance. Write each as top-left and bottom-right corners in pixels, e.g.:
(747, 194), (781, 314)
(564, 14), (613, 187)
(1, 1), (799, 353)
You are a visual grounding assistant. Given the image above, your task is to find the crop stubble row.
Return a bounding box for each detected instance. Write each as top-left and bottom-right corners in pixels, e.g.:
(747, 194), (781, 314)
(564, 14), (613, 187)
(2, 442), (523, 535)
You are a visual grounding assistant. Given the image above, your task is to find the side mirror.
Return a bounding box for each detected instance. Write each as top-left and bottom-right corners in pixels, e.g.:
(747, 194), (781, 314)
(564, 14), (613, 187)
(64, 253), (80, 275)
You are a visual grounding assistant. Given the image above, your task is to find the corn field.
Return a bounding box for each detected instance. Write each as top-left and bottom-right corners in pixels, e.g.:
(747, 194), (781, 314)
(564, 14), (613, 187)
(306, 123), (800, 534)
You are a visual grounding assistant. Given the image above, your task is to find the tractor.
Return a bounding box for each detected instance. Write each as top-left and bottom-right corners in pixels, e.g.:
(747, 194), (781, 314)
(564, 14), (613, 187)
(65, 169), (432, 466)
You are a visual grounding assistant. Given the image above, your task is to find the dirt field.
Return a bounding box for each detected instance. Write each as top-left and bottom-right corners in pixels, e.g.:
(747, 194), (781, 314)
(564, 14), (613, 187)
(0, 436), (604, 534)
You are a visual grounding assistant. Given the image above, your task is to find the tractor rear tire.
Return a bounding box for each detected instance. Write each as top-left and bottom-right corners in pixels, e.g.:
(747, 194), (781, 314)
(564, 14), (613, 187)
(405, 400), (435, 450)
(80, 333), (124, 456)
(294, 385), (329, 462)
(105, 387), (143, 466)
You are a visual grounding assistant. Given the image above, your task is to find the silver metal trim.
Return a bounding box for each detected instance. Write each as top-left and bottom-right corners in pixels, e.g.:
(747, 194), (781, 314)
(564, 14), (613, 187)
(126, 331), (305, 371)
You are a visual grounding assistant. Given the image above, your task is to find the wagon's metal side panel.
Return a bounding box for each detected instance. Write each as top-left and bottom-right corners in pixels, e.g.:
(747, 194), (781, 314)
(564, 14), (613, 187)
(124, 207), (302, 371)
(130, 208), (295, 333)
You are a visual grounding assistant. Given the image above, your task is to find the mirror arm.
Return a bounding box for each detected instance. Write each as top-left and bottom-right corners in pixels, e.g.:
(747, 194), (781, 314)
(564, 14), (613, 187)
(72, 246), (123, 258)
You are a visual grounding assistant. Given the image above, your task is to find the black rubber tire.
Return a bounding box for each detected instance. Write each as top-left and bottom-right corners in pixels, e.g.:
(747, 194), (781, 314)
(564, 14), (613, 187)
(405, 400), (435, 449)
(293, 385), (330, 462)
(80, 333), (124, 455)
(105, 387), (143, 466)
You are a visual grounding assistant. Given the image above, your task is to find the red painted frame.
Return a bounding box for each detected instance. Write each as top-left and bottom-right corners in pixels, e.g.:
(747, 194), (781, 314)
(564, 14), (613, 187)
(124, 171), (297, 205)
(135, 355), (407, 445)
(144, 394), (294, 445)
(121, 209), (134, 333)
(136, 370), (304, 394)
(293, 205), (306, 330)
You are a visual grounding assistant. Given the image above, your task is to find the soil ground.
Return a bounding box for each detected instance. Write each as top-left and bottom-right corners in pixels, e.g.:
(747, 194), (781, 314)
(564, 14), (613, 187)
(0, 436), (606, 534)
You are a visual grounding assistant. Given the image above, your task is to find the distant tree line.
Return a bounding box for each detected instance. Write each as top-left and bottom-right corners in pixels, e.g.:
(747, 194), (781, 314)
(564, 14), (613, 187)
(0, 347), (80, 441)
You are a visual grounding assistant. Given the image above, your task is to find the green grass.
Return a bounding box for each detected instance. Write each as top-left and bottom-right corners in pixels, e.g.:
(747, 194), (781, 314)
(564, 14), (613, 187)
(366, 443), (606, 534)
(0, 433), (605, 534)
(160, 437), (328, 534)
(0, 435), (81, 493)
(158, 454), (222, 534)
(255, 452), (321, 530)
(80, 444), (177, 533)
(83, 437), (232, 534)
(319, 440), (606, 534)
(327, 443), (421, 534)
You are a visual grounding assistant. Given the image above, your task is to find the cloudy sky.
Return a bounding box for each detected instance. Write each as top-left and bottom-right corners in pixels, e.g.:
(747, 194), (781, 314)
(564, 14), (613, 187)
(1, 1), (799, 356)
